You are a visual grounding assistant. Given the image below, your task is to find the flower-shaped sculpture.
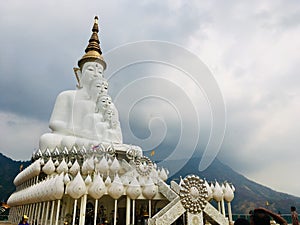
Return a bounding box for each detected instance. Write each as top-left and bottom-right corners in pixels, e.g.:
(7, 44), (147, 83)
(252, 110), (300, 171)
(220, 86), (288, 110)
(179, 175), (208, 214)
(135, 156), (153, 176)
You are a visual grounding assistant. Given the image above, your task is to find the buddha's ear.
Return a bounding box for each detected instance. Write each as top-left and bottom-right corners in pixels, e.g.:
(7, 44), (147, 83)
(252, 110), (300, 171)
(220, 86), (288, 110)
(73, 67), (82, 88)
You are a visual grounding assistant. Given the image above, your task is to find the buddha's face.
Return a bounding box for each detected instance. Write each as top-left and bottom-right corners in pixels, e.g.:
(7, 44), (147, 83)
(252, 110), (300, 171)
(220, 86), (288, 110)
(104, 109), (114, 121)
(100, 80), (108, 95)
(89, 80), (103, 101)
(97, 95), (112, 111)
(81, 62), (104, 87)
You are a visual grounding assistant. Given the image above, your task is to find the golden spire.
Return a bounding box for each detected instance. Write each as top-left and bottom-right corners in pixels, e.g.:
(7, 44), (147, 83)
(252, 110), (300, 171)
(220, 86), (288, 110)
(78, 16), (106, 70)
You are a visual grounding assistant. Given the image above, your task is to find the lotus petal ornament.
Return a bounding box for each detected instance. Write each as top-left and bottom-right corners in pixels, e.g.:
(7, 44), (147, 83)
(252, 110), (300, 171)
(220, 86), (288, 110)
(69, 160), (80, 176)
(126, 177), (141, 199)
(88, 173), (106, 199)
(213, 181), (223, 202)
(42, 158), (55, 175)
(96, 156), (109, 175)
(110, 157), (120, 174)
(205, 180), (213, 201)
(108, 174), (124, 199)
(142, 177), (157, 199)
(159, 168), (168, 181)
(224, 182), (234, 202)
(57, 158), (68, 174)
(66, 172), (86, 199)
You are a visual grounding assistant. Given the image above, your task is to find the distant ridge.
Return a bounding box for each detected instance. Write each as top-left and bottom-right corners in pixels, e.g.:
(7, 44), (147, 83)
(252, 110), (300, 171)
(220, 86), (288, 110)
(169, 157), (300, 214)
(0, 153), (299, 214)
(0, 153), (30, 202)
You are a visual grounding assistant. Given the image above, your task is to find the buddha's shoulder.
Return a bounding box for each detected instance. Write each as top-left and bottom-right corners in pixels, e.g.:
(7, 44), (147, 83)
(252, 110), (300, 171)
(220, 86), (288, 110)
(56, 90), (77, 98)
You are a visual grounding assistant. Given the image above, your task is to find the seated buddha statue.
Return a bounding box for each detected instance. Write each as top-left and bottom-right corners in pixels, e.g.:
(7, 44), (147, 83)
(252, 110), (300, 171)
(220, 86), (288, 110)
(39, 16), (108, 152)
(79, 93), (122, 144)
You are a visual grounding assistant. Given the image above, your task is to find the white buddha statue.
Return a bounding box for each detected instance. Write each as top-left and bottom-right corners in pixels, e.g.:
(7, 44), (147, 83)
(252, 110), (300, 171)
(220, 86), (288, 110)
(95, 95), (122, 143)
(59, 76), (107, 149)
(39, 16), (109, 151)
(39, 62), (105, 150)
(101, 107), (123, 143)
(79, 93), (123, 144)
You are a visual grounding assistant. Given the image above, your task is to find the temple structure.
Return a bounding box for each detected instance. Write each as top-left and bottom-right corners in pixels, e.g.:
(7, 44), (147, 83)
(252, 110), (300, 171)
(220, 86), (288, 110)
(7, 17), (235, 225)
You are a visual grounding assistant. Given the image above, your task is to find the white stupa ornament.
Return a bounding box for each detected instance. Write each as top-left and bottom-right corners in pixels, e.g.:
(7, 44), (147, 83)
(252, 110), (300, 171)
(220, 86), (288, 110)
(224, 182), (235, 224)
(126, 176), (142, 199)
(108, 174), (124, 199)
(213, 181), (223, 202)
(42, 158), (55, 175)
(224, 183), (234, 202)
(97, 156), (109, 175)
(56, 158), (68, 174)
(13, 159), (41, 186)
(66, 172), (86, 199)
(142, 177), (157, 199)
(159, 168), (168, 181)
(82, 157), (95, 175)
(53, 173), (65, 199)
(88, 173), (106, 199)
(69, 160), (80, 176)
(205, 180), (213, 201)
(110, 157), (121, 174)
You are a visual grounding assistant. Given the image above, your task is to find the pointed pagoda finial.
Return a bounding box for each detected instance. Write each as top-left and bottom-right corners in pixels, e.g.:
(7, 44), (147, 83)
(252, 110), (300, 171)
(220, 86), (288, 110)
(78, 16), (106, 70)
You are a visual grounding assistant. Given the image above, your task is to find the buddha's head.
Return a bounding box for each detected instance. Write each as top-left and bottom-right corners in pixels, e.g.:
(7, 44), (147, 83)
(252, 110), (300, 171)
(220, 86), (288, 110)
(104, 108), (115, 121)
(87, 78), (105, 101)
(104, 107), (118, 128)
(97, 94), (112, 112)
(75, 61), (104, 89)
(99, 79), (108, 95)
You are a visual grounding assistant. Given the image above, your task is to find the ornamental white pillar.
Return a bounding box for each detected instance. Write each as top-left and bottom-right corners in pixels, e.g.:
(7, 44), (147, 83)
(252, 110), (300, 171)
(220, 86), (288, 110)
(126, 197), (131, 225)
(55, 200), (61, 225)
(79, 194), (87, 225)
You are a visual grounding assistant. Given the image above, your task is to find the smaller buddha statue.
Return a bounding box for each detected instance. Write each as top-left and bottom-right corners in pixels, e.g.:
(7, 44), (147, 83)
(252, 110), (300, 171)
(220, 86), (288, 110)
(104, 108), (123, 143)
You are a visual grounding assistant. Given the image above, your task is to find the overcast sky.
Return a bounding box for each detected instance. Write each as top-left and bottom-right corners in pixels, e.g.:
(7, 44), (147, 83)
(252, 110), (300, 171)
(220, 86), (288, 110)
(1, 1), (300, 197)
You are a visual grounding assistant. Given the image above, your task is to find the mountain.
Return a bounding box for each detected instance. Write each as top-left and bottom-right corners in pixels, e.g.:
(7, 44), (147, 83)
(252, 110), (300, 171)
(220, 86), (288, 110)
(0, 153), (299, 214)
(0, 153), (31, 202)
(169, 157), (300, 214)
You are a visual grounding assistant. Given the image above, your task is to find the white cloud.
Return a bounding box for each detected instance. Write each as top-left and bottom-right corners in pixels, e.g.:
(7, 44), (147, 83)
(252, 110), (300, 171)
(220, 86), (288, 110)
(181, 1), (300, 194)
